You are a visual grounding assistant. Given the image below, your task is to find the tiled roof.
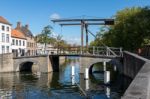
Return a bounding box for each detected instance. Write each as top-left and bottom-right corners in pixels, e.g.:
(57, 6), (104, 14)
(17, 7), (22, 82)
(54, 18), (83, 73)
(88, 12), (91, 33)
(11, 29), (26, 39)
(20, 26), (33, 37)
(0, 16), (11, 25)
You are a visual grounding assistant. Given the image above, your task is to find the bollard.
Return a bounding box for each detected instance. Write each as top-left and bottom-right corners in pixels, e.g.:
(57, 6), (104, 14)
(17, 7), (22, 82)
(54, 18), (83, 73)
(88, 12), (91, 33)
(104, 71), (110, 84)
(103, 61), (106, 71)
(71, 66), (75, 76)
(114, 65), (117, 71)
(84, 68), (89, 80)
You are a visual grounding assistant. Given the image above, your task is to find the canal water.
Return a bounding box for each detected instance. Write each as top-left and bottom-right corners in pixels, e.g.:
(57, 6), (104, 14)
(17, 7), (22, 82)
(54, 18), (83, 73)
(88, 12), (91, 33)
(0, 56), (132, 99)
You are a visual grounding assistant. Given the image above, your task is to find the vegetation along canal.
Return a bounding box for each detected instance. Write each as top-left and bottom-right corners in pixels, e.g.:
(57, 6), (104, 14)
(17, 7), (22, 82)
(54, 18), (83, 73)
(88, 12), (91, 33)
(0, 57), (132, 99)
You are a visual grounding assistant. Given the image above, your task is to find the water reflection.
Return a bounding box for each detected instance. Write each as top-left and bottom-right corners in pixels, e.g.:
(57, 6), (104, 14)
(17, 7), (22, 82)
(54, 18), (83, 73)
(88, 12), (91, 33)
(0, 57), (132, 99)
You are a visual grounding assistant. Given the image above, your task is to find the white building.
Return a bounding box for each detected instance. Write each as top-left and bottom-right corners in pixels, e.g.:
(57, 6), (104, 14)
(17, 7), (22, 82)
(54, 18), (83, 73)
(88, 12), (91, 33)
(36, 43), (58, 55)
(11, 29), (27, 56)
(0, 16), (12, 54)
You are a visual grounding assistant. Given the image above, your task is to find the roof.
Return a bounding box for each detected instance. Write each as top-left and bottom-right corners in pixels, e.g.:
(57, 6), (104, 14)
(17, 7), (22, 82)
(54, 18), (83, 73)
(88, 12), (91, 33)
(0, 16), (11, 25)
(11, 29), (26, 39)
(20, 26), (33, 37)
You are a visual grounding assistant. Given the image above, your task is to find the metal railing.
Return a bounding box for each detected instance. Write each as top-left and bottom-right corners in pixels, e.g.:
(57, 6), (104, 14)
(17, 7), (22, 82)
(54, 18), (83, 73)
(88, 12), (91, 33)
(12, 46), (123, 58)
(36, 46), (123, 57)
(88, 46), (123, 57)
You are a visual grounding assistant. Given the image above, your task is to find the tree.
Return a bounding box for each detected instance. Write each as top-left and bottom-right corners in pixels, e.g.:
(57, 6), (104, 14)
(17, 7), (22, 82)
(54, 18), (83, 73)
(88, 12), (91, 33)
(91, 6), (150, 52)
(55, 35), (67, 47)
(36, 25), (53, 52)
(35, 26), (75, 54)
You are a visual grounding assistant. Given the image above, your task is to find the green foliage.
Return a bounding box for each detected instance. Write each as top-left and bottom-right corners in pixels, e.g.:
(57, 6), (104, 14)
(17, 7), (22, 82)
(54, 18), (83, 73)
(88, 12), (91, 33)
(35, 25), (53, 44)
(35, 25), (69, 49)
(91, 6), (150, 51)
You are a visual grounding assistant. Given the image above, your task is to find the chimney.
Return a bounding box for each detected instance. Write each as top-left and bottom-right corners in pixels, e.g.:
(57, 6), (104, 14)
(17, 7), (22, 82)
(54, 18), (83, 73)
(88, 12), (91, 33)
(16, 22), (21, 29)
(25, 24), (29, 30)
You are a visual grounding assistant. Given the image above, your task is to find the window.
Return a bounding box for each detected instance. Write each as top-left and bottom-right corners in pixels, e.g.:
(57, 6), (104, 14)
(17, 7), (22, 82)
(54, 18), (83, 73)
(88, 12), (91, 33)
(16, 40), (18, 46)
(6, 34), (9, 43)
(7, 27), (9, 32)
(2, 33), (5, 42)
(29, 43), (31, 47)
(2, 25), (5, 31)
(12, 39), (15, 45)
(32, 43), (33, 47)
(27, 42), (29, 47)
(6, 46), (9, 53)
(2, 46), (5, 53)
(23, 41), (25, 46)
(19, 40), (21, 46)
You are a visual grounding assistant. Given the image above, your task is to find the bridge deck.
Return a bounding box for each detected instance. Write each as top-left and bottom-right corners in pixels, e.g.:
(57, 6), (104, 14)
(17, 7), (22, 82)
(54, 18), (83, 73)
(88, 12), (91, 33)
(13, 54), (122, 59)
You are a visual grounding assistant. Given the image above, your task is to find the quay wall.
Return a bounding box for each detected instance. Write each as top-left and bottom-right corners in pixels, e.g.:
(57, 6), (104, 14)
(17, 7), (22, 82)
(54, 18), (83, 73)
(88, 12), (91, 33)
(0, 53), (14, 72)
(122, 51), (150, 99)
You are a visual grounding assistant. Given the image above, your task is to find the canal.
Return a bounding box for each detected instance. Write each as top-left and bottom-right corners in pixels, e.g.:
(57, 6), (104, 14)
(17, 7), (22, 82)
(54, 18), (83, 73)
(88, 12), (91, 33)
(0, 56), (132, 99)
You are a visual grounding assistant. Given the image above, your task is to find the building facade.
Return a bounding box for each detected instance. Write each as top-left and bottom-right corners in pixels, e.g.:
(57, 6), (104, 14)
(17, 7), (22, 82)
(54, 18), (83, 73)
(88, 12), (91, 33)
(36, 43), (58, 54)
(15, 22), (36, 56)
(0, 16), (12, 54)
(11, 29), (27, 57)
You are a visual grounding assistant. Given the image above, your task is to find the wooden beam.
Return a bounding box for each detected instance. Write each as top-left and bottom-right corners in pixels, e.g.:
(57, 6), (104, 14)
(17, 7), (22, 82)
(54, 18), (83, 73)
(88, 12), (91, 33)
(60, 23), (105, 26)
(81, 20), (84, 54)
(51, 18), (114, 22)
(85, 24), (88, 52)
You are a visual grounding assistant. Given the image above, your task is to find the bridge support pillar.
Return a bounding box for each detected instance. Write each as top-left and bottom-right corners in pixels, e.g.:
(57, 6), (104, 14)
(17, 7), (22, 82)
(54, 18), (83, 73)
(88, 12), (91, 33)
(32, 63), (39, 73)
(49, 56), (59, 72)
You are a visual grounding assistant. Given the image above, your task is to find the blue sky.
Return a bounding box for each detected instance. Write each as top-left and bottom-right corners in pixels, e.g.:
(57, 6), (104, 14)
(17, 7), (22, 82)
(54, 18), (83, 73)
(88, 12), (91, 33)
(0, 0), (150, 45)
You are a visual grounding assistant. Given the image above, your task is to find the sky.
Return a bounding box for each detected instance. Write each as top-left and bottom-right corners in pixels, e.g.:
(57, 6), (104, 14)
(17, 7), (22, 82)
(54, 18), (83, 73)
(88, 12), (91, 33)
(0, 0), (150, 45)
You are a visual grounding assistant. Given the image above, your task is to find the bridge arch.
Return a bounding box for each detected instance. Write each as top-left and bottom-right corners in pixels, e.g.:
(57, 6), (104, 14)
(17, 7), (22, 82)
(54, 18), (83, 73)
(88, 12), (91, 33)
(80, 57), (122, 74)
(19, 61), (40, 73)
(13, 56), (53, 73)
(89, 62), (104, 75)
(88, 58), (122, 75)
(14, 59), (40, 73)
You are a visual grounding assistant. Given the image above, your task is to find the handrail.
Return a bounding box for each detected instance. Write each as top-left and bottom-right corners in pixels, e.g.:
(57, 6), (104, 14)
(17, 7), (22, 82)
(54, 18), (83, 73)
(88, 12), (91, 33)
(13, 46), (123, 58)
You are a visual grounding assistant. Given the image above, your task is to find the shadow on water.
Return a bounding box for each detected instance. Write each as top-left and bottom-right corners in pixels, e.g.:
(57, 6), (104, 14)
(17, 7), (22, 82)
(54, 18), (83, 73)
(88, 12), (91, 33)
(0, 56), (132, 99)
(86, 61), (133, 98)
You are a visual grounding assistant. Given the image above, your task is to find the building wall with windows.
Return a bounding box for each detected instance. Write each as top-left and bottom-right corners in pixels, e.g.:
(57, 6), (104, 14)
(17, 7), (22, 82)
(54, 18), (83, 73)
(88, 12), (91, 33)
(26, 36), (36, 56)
(11, 29), (27, 57)
(0, 22), (12, 54)
(36, 43), (58, 55)
(15, 22), (36, 56)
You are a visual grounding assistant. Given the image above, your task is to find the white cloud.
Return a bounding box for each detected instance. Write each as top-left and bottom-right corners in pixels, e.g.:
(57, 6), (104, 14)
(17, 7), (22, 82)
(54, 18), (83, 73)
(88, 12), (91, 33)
(50, 13), (60, 19)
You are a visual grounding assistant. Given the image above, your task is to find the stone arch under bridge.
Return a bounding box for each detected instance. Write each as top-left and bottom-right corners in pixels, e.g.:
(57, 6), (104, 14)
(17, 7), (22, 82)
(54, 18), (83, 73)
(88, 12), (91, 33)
(79, 56), (122, 74)
(13, 55), (53, 73)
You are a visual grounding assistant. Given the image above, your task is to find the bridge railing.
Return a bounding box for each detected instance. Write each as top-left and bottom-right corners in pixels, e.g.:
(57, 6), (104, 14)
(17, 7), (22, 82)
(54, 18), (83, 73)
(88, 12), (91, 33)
(13, 46), (123, 58)
(36, 46), (123, 57)
(87, 46), (123, 57)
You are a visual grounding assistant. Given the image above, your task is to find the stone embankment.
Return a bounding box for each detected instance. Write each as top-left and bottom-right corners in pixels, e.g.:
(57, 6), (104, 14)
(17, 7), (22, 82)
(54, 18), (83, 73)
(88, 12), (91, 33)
(122, 51), (150, 99)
